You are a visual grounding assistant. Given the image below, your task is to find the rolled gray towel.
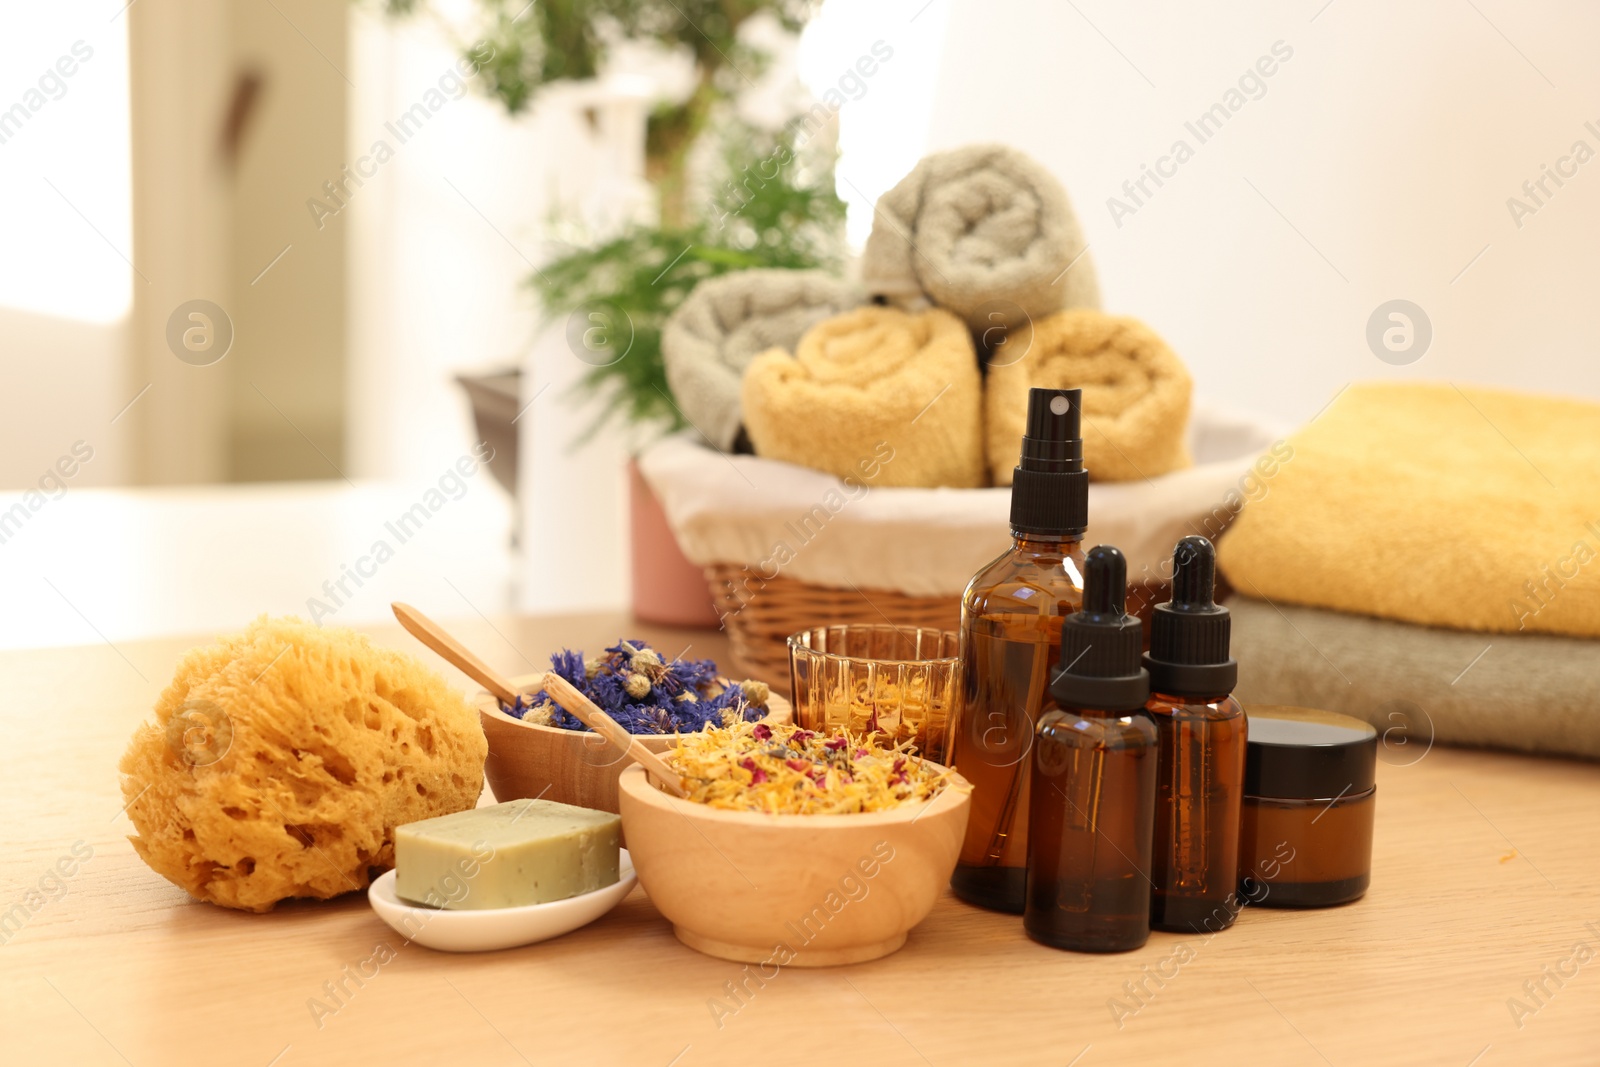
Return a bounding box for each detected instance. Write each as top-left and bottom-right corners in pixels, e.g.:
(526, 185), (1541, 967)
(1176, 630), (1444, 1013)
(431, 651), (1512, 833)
(662, 269), (862, 451)
(1231, 596), (1600, 760)
(861, 143), (1100, 332)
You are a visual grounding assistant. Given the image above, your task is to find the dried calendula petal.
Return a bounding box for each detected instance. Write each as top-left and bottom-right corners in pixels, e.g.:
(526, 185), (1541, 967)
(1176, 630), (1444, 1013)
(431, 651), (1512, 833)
(666, 717), (949, 815)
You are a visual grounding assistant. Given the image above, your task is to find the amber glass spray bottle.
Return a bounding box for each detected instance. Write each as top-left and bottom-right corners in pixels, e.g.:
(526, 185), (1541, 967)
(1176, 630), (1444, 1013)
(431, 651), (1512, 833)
(1144, 535), (1246, 933)
(1026, 545), (1157, 952)
(948, 387), (1088, 913)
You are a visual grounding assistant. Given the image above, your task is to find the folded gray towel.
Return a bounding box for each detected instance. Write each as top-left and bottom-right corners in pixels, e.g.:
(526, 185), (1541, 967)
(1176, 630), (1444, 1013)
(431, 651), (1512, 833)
(1231, 596), (1600, 760)
(662, 269), (862, 451)
(860, 143), (1100, 333)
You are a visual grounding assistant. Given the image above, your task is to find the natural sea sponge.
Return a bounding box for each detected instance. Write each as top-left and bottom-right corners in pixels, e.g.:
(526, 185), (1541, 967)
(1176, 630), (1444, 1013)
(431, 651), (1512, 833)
(119, 616), (487, 912)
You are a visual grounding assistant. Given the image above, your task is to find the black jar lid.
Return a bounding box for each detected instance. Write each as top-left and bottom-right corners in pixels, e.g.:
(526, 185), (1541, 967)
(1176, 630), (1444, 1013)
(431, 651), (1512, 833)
(1244, 705), (1377, 801)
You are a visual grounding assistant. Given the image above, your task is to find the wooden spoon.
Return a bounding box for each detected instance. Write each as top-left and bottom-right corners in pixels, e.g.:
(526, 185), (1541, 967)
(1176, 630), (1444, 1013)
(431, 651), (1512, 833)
(538, 673), (688, 799)
(390, 602), (688, 798)
(392, 602), (519, 705)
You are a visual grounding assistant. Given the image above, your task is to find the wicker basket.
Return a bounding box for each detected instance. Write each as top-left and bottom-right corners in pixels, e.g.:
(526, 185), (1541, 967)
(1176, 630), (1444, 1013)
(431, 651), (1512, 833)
(707, 561), (1171, 689)
(706, 563), (960, 685)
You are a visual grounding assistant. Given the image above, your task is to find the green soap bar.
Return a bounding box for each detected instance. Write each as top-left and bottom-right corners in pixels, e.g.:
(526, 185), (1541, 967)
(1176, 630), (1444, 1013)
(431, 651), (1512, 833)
(394, 799), (620, 910)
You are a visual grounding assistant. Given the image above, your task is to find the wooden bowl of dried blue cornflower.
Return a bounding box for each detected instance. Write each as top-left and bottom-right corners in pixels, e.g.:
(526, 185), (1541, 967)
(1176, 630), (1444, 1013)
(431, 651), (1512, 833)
(474, 640), (792, 818)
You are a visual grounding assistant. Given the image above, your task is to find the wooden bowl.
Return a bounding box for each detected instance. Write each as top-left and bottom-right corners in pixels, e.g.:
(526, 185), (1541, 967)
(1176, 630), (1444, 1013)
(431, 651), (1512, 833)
(617, 762), (972, 966)
(475, 673), (793, 815)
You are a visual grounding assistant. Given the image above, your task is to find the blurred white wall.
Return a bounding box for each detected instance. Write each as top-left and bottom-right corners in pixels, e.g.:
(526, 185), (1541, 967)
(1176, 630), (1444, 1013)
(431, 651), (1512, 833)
(345, 11), (638, 618)
(346, 13), (531, 484)
(831, 0), (1600, 424)
(798, 0), (953, 247)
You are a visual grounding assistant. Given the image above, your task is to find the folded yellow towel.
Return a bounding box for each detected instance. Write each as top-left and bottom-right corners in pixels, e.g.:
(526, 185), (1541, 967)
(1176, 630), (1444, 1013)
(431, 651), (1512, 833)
(742, 307), (984, 489)
(986, 310), (1193, 484)
(1218, 381), (1600, 639)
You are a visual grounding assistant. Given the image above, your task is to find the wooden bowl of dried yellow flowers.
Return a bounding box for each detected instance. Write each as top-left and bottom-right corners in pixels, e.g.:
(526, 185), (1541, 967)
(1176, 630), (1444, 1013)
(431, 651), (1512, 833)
(618, 717), (972, 966)
(475, 640), (791, 817)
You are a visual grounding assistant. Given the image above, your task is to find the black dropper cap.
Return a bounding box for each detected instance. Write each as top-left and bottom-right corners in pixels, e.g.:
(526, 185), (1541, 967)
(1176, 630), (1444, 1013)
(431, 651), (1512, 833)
(1143, 536), (1237, 697)
(1010, 387), (1088, 536)
(1050, 545), (1149, 712)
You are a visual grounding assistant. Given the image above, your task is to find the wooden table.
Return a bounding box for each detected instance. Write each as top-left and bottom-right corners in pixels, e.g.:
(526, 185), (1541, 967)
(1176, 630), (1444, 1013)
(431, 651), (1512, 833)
(3, 613), (1596, 1066)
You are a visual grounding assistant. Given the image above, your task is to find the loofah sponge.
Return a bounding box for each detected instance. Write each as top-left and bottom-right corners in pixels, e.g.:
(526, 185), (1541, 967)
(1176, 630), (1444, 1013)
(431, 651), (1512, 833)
(119, 616), (487, 912)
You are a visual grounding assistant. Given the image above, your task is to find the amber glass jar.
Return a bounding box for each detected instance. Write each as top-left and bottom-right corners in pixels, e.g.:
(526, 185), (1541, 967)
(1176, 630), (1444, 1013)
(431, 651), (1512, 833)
(1238, 706), (1377, 908)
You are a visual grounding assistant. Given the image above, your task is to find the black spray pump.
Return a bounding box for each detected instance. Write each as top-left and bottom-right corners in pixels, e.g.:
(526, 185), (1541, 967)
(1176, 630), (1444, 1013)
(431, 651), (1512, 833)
(1010, 387), (1088, 536)
(1050, 545), (1149, 712)
(1143, 535), (1237, 697)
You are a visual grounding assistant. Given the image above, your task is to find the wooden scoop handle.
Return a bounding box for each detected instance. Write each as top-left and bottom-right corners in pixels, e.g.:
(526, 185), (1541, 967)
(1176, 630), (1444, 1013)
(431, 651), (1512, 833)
(391, 602), (521, 707)
(540, 672), (689, 799)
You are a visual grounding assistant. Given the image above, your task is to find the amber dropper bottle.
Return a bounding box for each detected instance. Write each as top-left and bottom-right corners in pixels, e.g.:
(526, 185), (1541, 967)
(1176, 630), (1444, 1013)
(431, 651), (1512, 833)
(948, 387), (1088, 913)
(1025, 545), (1157, 953)
(1143, 536), (1247, 934)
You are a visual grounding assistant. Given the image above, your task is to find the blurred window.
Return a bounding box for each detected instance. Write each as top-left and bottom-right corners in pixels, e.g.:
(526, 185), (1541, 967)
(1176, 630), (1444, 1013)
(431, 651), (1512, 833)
(0, 6), (132, 322)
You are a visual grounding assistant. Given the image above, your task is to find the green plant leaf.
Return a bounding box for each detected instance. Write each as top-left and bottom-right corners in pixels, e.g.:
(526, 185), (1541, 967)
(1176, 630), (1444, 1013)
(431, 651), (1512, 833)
(535, 124), (845, 439)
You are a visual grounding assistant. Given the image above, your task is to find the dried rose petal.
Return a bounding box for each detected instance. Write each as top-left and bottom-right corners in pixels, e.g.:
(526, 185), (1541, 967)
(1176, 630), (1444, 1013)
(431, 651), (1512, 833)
(750, 768), (769, 784)
(824, 736), (847, 752)
(786, 758), (811, 773)
(752, 723), (772, 741)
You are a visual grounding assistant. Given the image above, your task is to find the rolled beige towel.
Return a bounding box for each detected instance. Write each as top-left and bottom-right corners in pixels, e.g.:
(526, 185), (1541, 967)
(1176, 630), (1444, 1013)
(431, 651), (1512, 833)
(662, 269), (863, 451)
(742, 306), (984, 489)
(987, 310), (1192, 484)
(861, 143), (1099, 332)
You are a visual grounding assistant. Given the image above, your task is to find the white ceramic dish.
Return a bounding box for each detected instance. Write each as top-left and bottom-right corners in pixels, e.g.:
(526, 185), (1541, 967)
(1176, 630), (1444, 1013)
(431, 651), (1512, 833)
(367, 850), (636, 952)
